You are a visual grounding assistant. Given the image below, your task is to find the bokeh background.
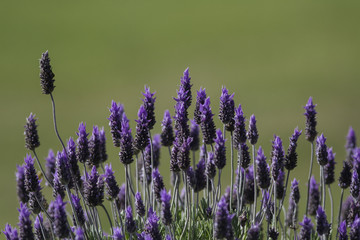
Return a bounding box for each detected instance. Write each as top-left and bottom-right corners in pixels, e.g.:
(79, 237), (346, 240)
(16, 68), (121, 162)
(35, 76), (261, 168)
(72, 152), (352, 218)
(1, 0), (360, 232)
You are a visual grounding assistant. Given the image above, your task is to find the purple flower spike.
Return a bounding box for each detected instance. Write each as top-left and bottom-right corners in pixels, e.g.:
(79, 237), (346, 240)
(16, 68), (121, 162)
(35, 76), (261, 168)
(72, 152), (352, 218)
(214, 129), (226, 169)
(316, 206), (330, 236)
(113, 227), (124, 240)
(3, 223), (19, 240)
(170, 139), (180, 172)
(24, 113), (40, 151)
(71, 194), (85, 226)
(206, 152), (217, 179)
(190, 120), (200, 151)
(316, 134), (328, 166)
(219, 87), (235, 127)
(16, 164), (29, 204)
(116, 184), (126, 210)
(308, 176), (320, 216)
(299, 215), (314, 240)
(239, 143), (251, 169)
(350, 169), (359, 199)
(99, 127), (108, 163)
(350, 216), (360, 240)
(214, 197), (232, 239)
(119, 113), (134, 165)
(144, 134), (161, 176)
(194, 87), (207, 124)
(53, 195), (69, 238)
(244, 166), (258, 204)
(160, 189), (172, 226)
(194, 157), (206, 192)
(34, 214), (46, 240)
(135, 192), (146, 217)
(246, 224), (260, 240)
(142, 86), (156, 130)
(346, 126), (356, 162)
(200, 97), (216, 145)
(180, 67), (192, 107)
(186, 167), (196, 189)
(247, 114), (259, 145)
(304, 97), (318, 142)
(144, 208), (161, 240)
(285, 127), (302, 170)
(174, 101), (190, 140)
(161, 110), (175, 147)
(24, 154), (40, 193)
(133, 105), (150, 153)
(18, 203), (34, 240)
(324, 147), (336, 185)
(234, 104), (247, 148)
(88, 125), (101, 167)
(276, 170), (285, 200)
(53, 171), (65, 199)
(256, 146), (271, 189)
(338, 220), (348, 240)
(75, 227), (85, 240)
(291, 178), (300, 204)
(56, 150), (71, 186)
(286, 197), (297, 229)
(84, 166), (104, 207)
(125, 206), (136, 233)
(177, 137), (193, 170)
(67, 137), (81, 187)
(339, 160), (352, 189)
(152, 168), (165, 203)
(108, 101), (124, 147)
(39, 51), (55, 94)
(104, 164), (120, 200)
(45, 149), (56, 185)
(76, 122), (89, 164)
(271, 135), (284, 180)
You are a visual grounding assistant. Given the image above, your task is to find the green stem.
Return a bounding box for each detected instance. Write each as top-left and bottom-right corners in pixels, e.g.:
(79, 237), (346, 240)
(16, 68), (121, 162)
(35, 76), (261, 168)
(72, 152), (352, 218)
(32, 150), (54, 188)
(252, 144), (257, 224)
(305, 142), (314, 216)
(336, 188), (344, 239)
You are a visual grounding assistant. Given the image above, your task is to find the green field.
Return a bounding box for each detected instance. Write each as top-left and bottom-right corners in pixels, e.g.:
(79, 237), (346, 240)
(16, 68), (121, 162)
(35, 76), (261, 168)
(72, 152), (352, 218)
(1, 0), (360, 232)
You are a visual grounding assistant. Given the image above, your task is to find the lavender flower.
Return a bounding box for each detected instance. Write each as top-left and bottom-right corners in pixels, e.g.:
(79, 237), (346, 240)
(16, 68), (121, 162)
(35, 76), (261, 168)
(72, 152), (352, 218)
(160, 110), (175, 147)
(24, 154), (40, 193)
(284, 128), (302, 170)
(24, 113), (40, 151)
(350, 216), (360, 240)
(200, 97), (216, 145)
(18, 203), (34, 240)
(271, 135), (284, 180)
(34, 214), (46, 240)
(53, 195), (69, 238)
(84, 166), (104, 207)
(135, 192), (146, 217)
(244, 166), (258, 204)
(144, 208), (161, 240)
(304, 97), (317, 142)
(104, 164), (120, 200)
(108, 101), (124, 147)
(339, 160), (352, 189)
(39, 51), (55, 94)
(286, 197), (297, 229)
(116, 184), (126, 210)
(99, 127), (108, 163)
(298, 216), (314, 240)
(88, 125), (101, 167)
(194, 87), (207, 124)
(142, 86), (156, 130)
(316, 206), (330, 236)
(160, 189), (172, 226)
(194, 157), (207, 192)
(56, 150), (71, 186)
(152, 169), (165, 203)
(75, 227), (85, 240)
(170, 140), (180, 172)
(113, 227), (124, 240)
(247, 114), (259, 145)
(276, 170), (285, 200)
(350, 170), (359, 199)
(144, 134), (161, 175)
(133, 105), (150, 152)
(206, 152), (217, 179)
(214, 129), (226, 169)
(177, 137), (192, 170)
(3, 224), (19, 240)
(28, 190), (47, 215)
(52, 171), (65, 199)
(324, 147), (336, 185)
(256, 146), (271, 189)
(186, 167), (196, 189)
(338, 220), (348, 240)
(346, 126), (356, 163)
(45, 149), (56, 185)
(16, 165), (28, 204)
(219, 87), (235, 126)
(71, 194), (85, 226)
(125, 206), (136, 233)
(119, 113), (134, 165)
(246, 225), (260, 240)
(180, 68), (192, 107)
(214, 197), (232, 239)
(234, 104), (247, 148)
(174, 101), (190, 140)
(190, 120), (200, 151)
(316, 134), (328, 166)
(291, 178), (300, 204)
(308, 176), (320, 216)
(67, 137), (82, 187)
(76, 122), (89, 164)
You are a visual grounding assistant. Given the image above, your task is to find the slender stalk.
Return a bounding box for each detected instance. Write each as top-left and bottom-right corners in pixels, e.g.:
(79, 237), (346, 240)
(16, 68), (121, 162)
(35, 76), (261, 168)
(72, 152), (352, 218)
(214, 169), (222, 203)
(114, 200), (124, 233)
(277, 169), (290, 219)
(37, 215), (47, 240)
(141, 150), (147, 211)
(321, 166), (326, 208)
(336, 188), (344, 238)
(34, 193), (53, 223)
(65, 185), (80, 227)
(149, 131), (155, 208)
(273, 177), (277, 231)
(305, 142), (314, 215)
(328, 185), (334, 226)
(49, 93), (66, 151)
(237, 145), (242, 215)
(252, 144), (257, 224)
(32, 150), (54, 188)
(125, 166), (128, 209)
(136, 154), (139, 193)
(180, 171), (190, 239)
(230, 132), (234, 212)
(100, 204), (113, 234)
(171, 174), (178, 210)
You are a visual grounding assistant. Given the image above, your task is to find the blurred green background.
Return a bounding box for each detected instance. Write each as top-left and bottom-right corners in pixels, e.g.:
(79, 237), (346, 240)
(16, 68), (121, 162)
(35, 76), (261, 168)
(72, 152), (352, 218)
(1, 0), (360, 232)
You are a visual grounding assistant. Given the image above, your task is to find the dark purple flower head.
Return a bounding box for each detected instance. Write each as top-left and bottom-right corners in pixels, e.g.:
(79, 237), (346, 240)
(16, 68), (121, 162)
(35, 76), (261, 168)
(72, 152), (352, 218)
(247, 114), (259, 145)
(84, 166), (104, 207)
(170, 140), (180, 172)
(161, 110), (175, 147)
(350, 216), (360, 240)
(53, 195), (69, 238)
(88, 125), (101, 167)
(190, 120), (200, 151)
(339, 160), (352, 189)
(28, 190), (46, 215)
(269, 228), (279, 240)
(286, 197), (298, 229)
(206, 152), (217, 179)
(133, 105), (150, 152)
(160, 189), (172, 225)
(324, 147), (336, 185)
(263, 191), (274, 223)
(53, 171), (65, 199)
(214, 197), (232, 239)
(45, 149), (56, 185)
(74, 227), (85, 240)
(104, 164), (119, 200)
(39, 50), (55, 94)
(316, 134), (328, 166)
(234, 104), (247, 148)
(239, 143), (251, 169)
(113, 227), (124, 240)
(346, 126), (356, 151)
(116, 184), (126, 210)
(142, 86), (156, 130)
(56, 150), (71, 186)
(271, 135), (284, 180)
(3, 223), (19, 240)
(24, 154), (40, 193)
(125, 206), (136, 233)
(244, 166), (258, 204)
(34, 214), (43, 240)
(186, 167), (196, 189)
(291, 178), (300, 204)
(246, 224), (260, 240)
(276, 169), (285, 200)
(174, 101), (190, 140)
(316, 206), (330, 236)
(16, 164), (29, 204)
(194, 87), (207, 124)
(299, 215), (314, 240)
(144, 134), (161, 175)
(200, 97), (216, 145)
(304, 97), (317, 142)
(308, 176), (320, 216)
(67, 137), (82, 187)
(285, 127), (302, 170)
(214, 129), (226, 169)
(108, 101), (124, 147)
(135, 192), (146, 217)
(18, 203), (34, 240)
(152, 168), (165, 203)
(71, 194), (85, 226)
(339, 220), (348, 240)
(76, 122), (89, 163)
(180, 67), (192, 107)
(119, 113), (134, 165)
(219, 87), (235, 126)
(224, 186), (237, 211)
(256, 146), (271, 189)
(144, 208), (161, 240)
(177, 137), (192, 170)
(194, 157), (206, 192)
(350, 169), (359, 199)
(24, 113), (40, 151)
(99, 127), (108, 163)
